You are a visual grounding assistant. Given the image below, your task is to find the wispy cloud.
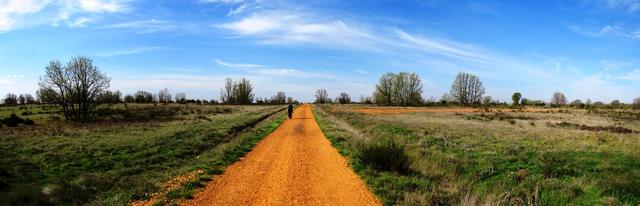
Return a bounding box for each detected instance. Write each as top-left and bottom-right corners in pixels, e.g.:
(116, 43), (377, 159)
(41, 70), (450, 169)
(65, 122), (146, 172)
(215, 59), (338, 79)
(217, 10), (386, 51)
(0, 0), (130, 32)
(94, 47), (166, 57)
(100, 19), (179, 33)
(199, 0), (245, 4)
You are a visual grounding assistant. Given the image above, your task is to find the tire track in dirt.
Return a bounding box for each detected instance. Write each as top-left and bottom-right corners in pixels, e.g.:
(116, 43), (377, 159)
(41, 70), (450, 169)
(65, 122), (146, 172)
(181, 104), (380, 206)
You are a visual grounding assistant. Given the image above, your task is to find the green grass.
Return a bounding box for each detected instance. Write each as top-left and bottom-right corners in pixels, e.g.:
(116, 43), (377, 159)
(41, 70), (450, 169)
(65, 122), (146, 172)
(0, 104), (285, 205)
(314, 104), (640, 205)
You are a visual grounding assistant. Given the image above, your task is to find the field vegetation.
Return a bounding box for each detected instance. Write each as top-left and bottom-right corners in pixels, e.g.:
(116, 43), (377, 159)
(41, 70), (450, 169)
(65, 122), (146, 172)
(315, 104), (640, 205)
(0, 104), (285, 205)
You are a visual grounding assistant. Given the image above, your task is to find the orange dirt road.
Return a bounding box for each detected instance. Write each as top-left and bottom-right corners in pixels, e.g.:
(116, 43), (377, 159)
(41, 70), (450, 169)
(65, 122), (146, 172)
(181, 104), (380, 206)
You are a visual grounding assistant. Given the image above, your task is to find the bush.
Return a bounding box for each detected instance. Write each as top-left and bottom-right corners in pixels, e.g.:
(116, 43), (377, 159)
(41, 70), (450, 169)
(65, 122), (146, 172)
(356, 137), (411, 174)
(1, 114), (34, 127)
(538, 151), (575, 178)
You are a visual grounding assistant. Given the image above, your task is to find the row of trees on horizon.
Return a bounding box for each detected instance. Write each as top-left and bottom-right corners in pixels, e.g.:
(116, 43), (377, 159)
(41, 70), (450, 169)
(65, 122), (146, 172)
(2, 56), (640, 121)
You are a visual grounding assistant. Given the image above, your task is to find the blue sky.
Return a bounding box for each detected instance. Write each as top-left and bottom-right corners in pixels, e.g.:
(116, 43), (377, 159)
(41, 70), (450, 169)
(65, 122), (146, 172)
(0, 0), (639, 103)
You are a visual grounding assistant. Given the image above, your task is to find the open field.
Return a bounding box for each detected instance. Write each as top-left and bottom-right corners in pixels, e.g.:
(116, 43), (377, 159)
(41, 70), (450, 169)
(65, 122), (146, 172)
(337, 106), (565, 115)
(315, 104), (640, 205)
(0, 104), (285, 205)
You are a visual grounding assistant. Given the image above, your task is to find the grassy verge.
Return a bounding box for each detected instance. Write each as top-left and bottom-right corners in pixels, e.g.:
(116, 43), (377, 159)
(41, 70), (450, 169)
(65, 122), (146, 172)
(0, 104), (285, 205)
(313, 104), (640, 205)
(154, 113), (287, 205)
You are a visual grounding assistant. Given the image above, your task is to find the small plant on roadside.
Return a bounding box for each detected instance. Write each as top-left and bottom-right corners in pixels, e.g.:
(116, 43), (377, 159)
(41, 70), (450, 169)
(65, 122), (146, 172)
(356, 137), (411, 174)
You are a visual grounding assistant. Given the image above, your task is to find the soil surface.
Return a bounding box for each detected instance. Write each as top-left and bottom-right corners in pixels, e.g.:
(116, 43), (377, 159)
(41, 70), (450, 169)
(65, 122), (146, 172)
(181, 104), (380, 206)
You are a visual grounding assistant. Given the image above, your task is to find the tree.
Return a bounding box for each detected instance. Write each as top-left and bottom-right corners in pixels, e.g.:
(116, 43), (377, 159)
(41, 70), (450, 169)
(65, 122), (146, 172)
(482, 96), (494, 105)
(18, 94), (26, 105)
(450, 72), (485, 105)
(234, 78), (254, 104)
(24, 94), (36, 104)
(550, 92), (567, 106)
(315, 89), (330, 103)
(220, 78), (254, 104)
(287, 97), (294, 104)
(220, 78), (235, 104)
(374, 72), (423, 106)
(37, 88), (57, 104)
(124, 94), (135, 103)
(3, 93), (17, 105)
(271, 91), (287, 104)
(337, 92), (351, 104)
(633, 97), (640, 109)
(39, 57), (111, 121)
(610, 100), (621, 108)
(158, 88), (172, 104)
(570, 99), (583, 107)
(134, 91), (153, 103)
(512, 92), (522, 106)
(175, 92), (187, 103)
(97, 90), (122, 105)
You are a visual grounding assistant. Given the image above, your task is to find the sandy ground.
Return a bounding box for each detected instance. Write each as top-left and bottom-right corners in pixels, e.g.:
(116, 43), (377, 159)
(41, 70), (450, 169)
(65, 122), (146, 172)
(181, 104), (380, 206)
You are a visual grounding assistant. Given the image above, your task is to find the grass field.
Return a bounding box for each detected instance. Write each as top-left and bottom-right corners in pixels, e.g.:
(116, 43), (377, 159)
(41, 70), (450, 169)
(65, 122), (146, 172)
(0, 104), (286, 205)
(315, 104), (640, 205)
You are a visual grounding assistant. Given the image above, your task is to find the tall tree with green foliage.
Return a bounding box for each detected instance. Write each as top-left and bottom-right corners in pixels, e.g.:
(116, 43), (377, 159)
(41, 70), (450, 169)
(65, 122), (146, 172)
(512, 92), (522, 106)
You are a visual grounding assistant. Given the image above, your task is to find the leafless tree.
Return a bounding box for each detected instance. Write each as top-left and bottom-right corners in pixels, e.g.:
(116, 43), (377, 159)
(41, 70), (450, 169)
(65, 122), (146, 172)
(374, 72), (423, 106)
(134, 91), (153, 103)
(124, 94), (135, 103)
(450, 72), (485, 105)
(24, 94), (36, 104)
(633, 97), (640, 109)
(315, 89), (330, 103)
(3, 93), (17, 105)
(338, 92), (351, 104)
(270, 91), (287, 104)
(18, 94), (26, 105)
(158, 88), (172, 104)
(37, 88), (57, 104)
(97, 90), (122, 105)
(39, 57), (111, 121)
(287, 97), (294, 104)
(234, 78), (254, 104)
(550, 92), (567, 106)
(175, 92), (187, 103)
(220, 78), (235, 104)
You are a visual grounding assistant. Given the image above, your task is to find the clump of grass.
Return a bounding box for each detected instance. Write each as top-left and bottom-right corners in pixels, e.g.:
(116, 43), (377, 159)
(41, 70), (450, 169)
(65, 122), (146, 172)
(538, 151), (576, 178)
(1, 114), (34, 127)
(356, 137), (411, 174)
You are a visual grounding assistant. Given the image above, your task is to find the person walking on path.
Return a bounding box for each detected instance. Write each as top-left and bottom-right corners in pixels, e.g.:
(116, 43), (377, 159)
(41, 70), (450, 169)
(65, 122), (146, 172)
(287, 104), (294, 119)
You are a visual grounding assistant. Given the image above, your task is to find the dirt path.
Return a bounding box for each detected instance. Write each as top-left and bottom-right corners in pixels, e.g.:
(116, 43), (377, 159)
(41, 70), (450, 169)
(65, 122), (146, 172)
(181, 104), (380, 206)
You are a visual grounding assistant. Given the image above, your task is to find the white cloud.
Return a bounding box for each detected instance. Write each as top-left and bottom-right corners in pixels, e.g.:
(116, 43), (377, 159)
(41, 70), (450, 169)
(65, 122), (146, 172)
(215, 59), (338, 79)
(100, 19), (178, 33)
(0, 0), (129, 32)
(200, 0), (244, 4)
(78, 0), (125, 13)
(567, 24), (640, 40)
(601, 0), (640, 12)
(94, 47), (166, 57)
(227, 4), (247, 16)
(217, 10), (385, 50)
(616, 69), (640, 81)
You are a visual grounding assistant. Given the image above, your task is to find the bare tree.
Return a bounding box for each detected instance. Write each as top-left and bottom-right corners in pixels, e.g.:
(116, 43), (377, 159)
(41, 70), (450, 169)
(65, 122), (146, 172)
(287, 97), (294, 104)
(97, 90), (122, 105)
(158, 88), (172, 104)
(633, 97), (640, 109)
(175, 92), (187, 103)
(39, 57), (111, 121)
(124, 94), (135, 103)
(315, 89), (330, 103)
(18, 94), (26, 105)
(550, 92), (567, 106)
(337, 92), (351, 104)
(570, 99), (583, 107)
(271, 91), (287, 104)
(375, 73), (395, 105)
(482, 96), (494, 105)
(450, 72), (485, 105)
(3, 93), (17, 105)
(134, 91), (154, 103)
(234, 78), (254, 104)
(24, 94), (36, 104)
(37, 88), (57, 104)
(220, 78), (235, 104)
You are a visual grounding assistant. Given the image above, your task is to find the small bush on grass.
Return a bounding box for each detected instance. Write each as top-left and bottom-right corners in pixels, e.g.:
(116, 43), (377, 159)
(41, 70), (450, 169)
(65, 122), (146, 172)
(356, 137), (411, 174)
(1, 114), (34, 127)
(538, 151), (576, 178)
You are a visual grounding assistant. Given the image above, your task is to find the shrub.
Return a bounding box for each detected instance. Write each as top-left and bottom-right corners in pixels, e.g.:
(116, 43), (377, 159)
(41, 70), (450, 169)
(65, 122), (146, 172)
(356, 137), (411, 174)
(538, 151), (575, 178)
